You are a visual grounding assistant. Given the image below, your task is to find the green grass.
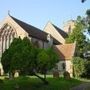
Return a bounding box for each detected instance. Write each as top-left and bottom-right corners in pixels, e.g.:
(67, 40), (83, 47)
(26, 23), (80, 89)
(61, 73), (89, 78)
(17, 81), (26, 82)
(0, 76), (82, 90)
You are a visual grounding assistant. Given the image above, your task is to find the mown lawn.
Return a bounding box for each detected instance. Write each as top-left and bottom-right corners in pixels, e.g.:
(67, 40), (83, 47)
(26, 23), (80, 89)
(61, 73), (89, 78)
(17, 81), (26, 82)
(0, 76), (82, 90)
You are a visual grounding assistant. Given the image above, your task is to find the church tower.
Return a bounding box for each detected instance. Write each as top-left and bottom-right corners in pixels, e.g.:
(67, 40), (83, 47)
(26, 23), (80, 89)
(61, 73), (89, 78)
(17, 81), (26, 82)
(63, 20), (75, 34)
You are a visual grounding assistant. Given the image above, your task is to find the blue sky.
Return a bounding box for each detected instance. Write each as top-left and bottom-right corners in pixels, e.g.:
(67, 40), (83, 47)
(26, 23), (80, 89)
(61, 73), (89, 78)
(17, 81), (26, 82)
(0, 0), (90, 30)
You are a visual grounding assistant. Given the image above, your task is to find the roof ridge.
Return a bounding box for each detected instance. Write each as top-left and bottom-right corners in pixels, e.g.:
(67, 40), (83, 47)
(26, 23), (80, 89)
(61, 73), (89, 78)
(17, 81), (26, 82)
(10, 16), (42, 31)
(55, 43), (75, 46)
(52, 24), (68, 38)
(9, 15), (48, 41)
(52, 24), (67, 33)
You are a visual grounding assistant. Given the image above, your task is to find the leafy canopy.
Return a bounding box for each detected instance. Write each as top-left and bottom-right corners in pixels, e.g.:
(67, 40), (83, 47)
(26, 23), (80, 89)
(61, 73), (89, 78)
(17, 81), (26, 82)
(1, 37), (59, 76)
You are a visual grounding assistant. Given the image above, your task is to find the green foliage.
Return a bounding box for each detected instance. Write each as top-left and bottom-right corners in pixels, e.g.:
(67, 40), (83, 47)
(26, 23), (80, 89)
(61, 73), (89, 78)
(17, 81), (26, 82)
(46, 48), (59, 69)
(82, 61), (90, 78)
(86, 9), (90, 33)
(85, 61), (90, 78)
(1, 49), (11, 73)
(1, 38), (23, 73)
(1, 37), (59, 79)
(1, 37), (34, 74)
(37, 48), (59, 75)
(66, 10), (90, 57)
(86, 9), (90, 17)
(72, 57), (86, 77)
(37, 49), (49, 75)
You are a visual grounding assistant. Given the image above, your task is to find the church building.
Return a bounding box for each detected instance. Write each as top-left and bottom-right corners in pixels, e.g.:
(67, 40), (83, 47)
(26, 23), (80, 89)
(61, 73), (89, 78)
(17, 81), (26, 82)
(0, 15), (76, 77)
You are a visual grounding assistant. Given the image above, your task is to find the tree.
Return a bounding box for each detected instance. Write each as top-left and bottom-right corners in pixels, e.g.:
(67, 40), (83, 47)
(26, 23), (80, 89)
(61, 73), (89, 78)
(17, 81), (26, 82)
(84, 61), (90, 78)
(1, 37), (38, 75)
(37, 48), (59, 80)
(72, 57), (86, 77)
(1, 37), (31, 75)
(86, 9), (90, 34)
(37, 49), (49, 79)
(1, 37), (23, 77)
(86, 9), (90, 16)
(82, 9), (90, 58)
(1, 37), (59, 84)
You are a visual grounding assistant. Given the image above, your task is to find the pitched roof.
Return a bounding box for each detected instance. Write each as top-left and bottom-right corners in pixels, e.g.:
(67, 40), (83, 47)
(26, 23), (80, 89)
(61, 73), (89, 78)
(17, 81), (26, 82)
(54, 43), (76, 60)
(10, 16), (48, 42)
(52, 24), (68, 38)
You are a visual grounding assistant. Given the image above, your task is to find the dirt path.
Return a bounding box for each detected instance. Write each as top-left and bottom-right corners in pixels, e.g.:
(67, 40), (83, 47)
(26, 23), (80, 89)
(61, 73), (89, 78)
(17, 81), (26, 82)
(71, 83), (90, 90)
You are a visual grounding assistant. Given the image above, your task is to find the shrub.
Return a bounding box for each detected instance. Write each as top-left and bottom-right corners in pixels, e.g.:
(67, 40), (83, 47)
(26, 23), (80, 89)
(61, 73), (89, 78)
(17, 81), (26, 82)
(81, 61), (90, 78)
(72, 57), (86, 78)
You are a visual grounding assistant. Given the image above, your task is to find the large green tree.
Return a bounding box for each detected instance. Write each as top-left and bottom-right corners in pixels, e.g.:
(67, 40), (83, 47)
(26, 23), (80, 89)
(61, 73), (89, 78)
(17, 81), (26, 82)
(37, 48), (59, 79)
(1, 37), (59, 84)
(1, 37), (34, 77)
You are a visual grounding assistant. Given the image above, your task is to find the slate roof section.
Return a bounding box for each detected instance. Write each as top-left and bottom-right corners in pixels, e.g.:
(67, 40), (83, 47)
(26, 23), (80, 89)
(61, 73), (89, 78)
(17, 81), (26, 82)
(54, 43), (76, 60)
(10, 16), (61, 44)
(52, 24), (68, 38)
(11, 16), (48, 42)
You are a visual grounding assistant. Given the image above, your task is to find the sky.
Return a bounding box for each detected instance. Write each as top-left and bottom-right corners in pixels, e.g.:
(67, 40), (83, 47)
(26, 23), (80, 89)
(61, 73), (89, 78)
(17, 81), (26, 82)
(0, 0), (90, 30)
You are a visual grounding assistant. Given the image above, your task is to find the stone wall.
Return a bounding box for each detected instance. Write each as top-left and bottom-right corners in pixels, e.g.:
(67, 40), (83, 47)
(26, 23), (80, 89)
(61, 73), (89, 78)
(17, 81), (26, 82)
(57, 60), (73, 77)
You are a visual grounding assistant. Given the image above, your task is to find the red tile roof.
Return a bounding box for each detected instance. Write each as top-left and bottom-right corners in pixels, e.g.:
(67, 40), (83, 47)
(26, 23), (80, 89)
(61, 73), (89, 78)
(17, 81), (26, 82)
(54, 43), (76, 60)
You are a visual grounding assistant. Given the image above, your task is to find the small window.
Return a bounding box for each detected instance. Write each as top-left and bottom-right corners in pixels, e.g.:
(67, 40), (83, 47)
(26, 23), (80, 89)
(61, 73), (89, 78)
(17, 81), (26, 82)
(62, 63), (66, 70)
(68, 25), (71, 34)
(34, 40), (39, 48)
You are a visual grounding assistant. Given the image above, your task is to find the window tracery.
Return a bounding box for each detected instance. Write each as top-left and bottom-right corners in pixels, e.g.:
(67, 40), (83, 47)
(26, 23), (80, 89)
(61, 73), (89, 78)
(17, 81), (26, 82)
(0, 23), (17, 54)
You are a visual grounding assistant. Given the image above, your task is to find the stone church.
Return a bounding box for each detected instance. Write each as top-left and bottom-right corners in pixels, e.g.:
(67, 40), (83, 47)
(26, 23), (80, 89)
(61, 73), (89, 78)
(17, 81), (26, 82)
(0, 15), (76, 77)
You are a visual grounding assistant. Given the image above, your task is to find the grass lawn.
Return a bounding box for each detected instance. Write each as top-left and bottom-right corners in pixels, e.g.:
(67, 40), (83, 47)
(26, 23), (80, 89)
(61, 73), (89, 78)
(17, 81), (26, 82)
(0, 76), (82, 90)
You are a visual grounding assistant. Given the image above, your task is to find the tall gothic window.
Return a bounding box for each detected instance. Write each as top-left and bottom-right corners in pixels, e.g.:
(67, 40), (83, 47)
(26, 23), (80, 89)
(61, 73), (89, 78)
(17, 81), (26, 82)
(62, 63), (66, 70)
(0, 23), (16, 54)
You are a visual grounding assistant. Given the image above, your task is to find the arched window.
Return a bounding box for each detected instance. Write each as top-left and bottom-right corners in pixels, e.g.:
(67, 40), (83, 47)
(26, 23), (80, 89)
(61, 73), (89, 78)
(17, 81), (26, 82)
(68, 25), (71, 34)
(62, 63), (66, 70)
(0, 23), (17, 53)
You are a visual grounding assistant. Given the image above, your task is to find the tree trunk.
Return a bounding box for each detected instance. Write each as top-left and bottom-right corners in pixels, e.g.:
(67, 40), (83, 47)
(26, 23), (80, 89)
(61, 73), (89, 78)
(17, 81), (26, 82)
(44, 74), (46, 80)
(34, 73), (48, 85)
